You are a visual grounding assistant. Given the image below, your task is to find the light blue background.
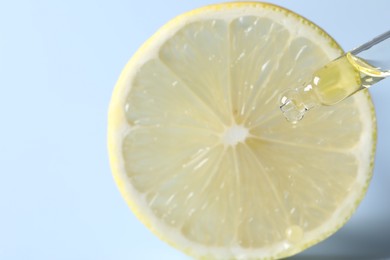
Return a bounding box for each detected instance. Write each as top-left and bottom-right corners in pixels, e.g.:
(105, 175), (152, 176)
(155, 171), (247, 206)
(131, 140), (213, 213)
(0, 1), (389, 259)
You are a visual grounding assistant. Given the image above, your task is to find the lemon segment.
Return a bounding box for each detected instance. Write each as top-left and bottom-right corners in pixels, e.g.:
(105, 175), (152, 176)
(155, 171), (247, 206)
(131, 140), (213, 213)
(108, 2), (376, 259)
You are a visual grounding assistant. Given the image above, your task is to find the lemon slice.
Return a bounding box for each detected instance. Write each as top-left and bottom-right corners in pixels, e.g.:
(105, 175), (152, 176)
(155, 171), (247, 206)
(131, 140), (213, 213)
(108, 2), (376, 259)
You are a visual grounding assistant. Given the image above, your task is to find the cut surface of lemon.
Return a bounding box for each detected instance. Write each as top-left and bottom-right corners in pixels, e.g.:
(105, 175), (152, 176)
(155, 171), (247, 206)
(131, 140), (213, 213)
(108, 2), (376, 259)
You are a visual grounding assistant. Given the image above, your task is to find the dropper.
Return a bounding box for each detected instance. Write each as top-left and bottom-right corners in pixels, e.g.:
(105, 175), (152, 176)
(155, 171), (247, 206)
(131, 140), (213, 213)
(280, 30), (390, 123)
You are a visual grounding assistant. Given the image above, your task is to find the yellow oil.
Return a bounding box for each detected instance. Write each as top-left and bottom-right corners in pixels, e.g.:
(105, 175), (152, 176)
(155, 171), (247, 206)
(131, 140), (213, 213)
(312, 52), (386, 105)
(280, 52), (389, 123)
